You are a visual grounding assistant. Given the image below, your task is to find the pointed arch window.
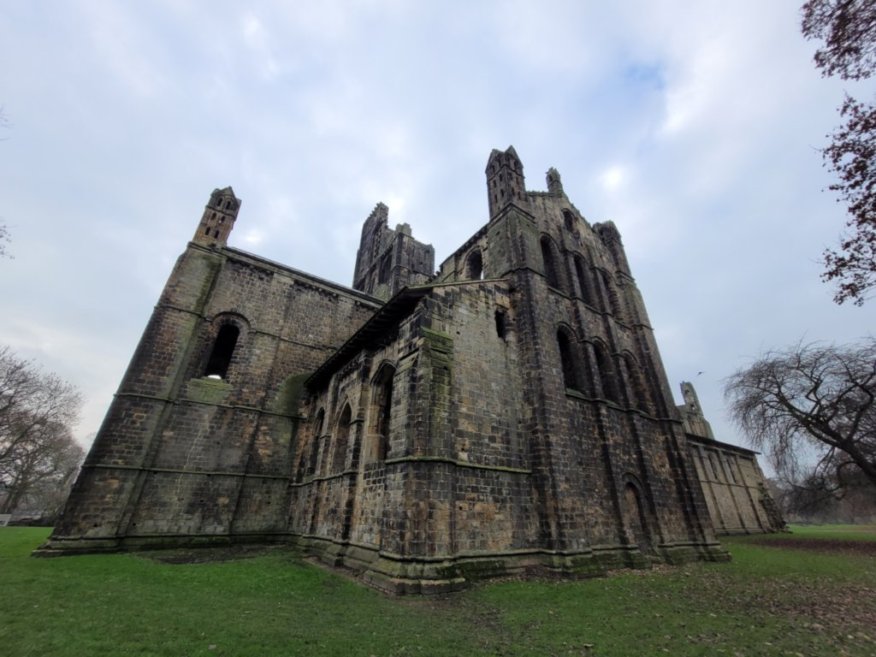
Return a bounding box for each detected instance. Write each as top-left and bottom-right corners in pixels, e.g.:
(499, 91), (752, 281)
(205, 324), (239, 379)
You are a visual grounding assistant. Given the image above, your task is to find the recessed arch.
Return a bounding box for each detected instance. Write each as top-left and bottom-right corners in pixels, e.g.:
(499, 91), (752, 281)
(464, 248), (484, 280)
(540, 235), (562, 290)
(574, 254), (595, 306)
(370, 363), (396, 461)
(592, 340), (620, 403)
(332, 404), (353, 473)
(619, 352), (650, 412)
(598, 269), (624, 320)
(622, 479), (651, 552)
(556, 326), (580, 391)
(204, 324), (239, 379)
(563, 209), (575, 231)
(303, 408), (325, 479)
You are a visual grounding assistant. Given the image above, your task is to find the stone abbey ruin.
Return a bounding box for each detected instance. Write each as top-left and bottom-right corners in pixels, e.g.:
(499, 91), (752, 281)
(40, 147), (782, 592)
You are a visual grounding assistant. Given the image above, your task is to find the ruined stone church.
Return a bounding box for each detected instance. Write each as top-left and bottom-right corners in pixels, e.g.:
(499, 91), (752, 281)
(41, 147), (781, 592)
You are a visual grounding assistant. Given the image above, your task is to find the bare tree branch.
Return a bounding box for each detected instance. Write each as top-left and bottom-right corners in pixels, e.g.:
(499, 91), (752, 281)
(725, 338), (876, 493)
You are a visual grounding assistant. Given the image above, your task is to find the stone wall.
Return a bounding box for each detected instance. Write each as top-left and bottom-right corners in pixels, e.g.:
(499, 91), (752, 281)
(49, 242), (380, 551)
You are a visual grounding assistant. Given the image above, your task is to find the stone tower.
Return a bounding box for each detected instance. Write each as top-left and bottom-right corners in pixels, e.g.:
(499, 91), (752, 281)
(352, 202), (434, 301)
(194, 187), (240, 247)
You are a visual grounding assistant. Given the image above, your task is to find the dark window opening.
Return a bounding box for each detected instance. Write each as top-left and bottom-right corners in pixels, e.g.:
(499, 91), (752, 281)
(225, 200), (232, 210)
(540, 237), (561, 289)
(557, 330), (579, 391)
(594, 342), (619, 403)
(563, 210), (575, 231)
(574, 255), (593, 306)
(205, 324), (239, 379)
(495, 310), (507, 339)
(203, 225), (210, 235)
(465, 249), (483, 280)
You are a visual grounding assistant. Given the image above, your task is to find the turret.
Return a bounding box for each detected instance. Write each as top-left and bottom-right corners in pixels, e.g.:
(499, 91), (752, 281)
(546, 167), (563, 195)
(485, 146), (526, 219)
(193, 187), (241, 247)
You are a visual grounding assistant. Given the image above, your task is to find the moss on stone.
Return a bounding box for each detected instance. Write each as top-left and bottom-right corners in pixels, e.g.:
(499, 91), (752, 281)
(185, 377), (232, 404)
(270, 373), (310, 416)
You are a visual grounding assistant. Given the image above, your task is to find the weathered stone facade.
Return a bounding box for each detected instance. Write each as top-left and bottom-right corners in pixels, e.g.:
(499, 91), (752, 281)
(41, 147), (778, 592)
(679, 383), (784, 534)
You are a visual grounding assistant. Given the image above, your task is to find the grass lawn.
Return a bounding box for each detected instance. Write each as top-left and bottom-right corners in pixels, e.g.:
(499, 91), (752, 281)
(1, 527), (874, 657)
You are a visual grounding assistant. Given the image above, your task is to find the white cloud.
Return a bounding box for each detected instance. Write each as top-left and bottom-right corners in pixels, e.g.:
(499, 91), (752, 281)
(0, 0), (874, 454)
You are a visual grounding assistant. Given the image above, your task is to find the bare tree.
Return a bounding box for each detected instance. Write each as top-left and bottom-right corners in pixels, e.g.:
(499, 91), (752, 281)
(801, 1), (876, 305)
(0, 346), (83, 515)
(725, 339), (876, 496)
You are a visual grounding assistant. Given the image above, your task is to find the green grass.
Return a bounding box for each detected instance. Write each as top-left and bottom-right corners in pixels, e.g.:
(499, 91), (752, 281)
(2, 527), (875, 657)
(785, 523), (876, 541)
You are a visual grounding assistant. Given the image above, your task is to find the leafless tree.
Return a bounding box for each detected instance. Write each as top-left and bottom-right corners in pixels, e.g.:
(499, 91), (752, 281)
(725, 339), (876, 496)
(801, 1), (876, 305)
(0, 346), (83, 515)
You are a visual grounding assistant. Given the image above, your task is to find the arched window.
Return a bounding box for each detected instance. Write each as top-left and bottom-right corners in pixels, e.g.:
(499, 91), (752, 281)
(563, 210), (575, 231)
(540, 236), (561, 290)
(593, 342), (620, 403)
(599, 270), (624, 320)
(574, 255), (594, 306)
(303, 408), (325, 479)
(465, 249), (484, 280)
(557, 329), (579, 391)
(371, 365), (395, 461)
(205, 324), (239, 379)
(332, 405), (352, 473)
(620, 354), (650, 412)
(495, 310), (507, 340)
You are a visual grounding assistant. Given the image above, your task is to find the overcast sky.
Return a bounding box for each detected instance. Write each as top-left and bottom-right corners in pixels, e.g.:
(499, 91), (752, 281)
(1, 1), (874, 470)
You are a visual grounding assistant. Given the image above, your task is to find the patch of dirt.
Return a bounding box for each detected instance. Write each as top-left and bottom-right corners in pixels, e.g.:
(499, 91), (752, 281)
(750, 537), (876, 556)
